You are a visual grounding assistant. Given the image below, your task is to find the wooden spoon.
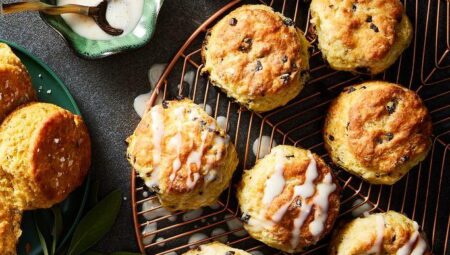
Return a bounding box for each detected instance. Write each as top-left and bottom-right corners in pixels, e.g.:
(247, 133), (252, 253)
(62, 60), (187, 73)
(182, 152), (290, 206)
(1, 0), (124, 36)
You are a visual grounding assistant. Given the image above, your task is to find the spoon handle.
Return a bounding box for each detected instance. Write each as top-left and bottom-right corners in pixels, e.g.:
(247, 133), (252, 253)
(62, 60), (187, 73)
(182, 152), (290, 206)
(1, 2), (90, 16)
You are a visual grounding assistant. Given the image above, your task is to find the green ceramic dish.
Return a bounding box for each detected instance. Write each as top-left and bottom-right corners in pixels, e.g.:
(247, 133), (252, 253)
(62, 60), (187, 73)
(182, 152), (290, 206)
(39, 0), (163, 59)
(0, 39), (90, 255)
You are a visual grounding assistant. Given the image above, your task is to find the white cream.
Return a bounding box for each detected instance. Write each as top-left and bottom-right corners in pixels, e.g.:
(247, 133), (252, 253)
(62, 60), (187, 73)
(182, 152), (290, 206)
(216, 116), (228, 131)
(134, 64), (167, 118)
(367, 214), (385, 254)
(397, 222), (427, 255)
(57, 0), (144, 40)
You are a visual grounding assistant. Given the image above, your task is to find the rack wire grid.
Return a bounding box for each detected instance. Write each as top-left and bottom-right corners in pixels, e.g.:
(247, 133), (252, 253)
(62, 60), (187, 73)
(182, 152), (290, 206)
(131, 0), (450, 254)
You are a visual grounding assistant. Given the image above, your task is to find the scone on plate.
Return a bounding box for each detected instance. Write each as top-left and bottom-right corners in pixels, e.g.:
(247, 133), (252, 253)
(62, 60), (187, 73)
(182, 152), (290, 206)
(0, 102), (91, 210)
(237, 145), (340, 253)
(127, 99), (238, 211)
(202, 5), (310, 112)
(0, 172), (22, 255)
(0, 43), (36, 123)
(324, 81), (432, 185)
(182, 242), (251, 255)
(330, 211), (431, 255)
(310, 0), (412, 74)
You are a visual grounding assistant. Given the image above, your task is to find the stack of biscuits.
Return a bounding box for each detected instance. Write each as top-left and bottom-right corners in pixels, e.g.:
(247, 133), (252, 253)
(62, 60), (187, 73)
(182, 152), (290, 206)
(0, 43), (91, 254)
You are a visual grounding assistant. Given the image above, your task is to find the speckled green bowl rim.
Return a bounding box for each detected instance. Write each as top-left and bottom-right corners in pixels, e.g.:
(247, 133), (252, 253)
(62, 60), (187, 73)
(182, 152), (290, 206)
(39, 0), (164, 59)
(0, 39), (91, 254)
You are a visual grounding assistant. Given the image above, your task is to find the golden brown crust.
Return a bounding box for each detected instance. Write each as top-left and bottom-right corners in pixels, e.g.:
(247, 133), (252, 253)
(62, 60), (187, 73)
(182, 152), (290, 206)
(0, 171), (21, 255)
(0, 102), (91, 209)
(329, 211), (432, 255)
(324, 81), (432, 184)
(182, 242), (251, 255)
(127, 99), (238, 211)
(0, 43), (36, 123)
(237, 145), (340, 253)
(310, 0), (412, 74)
(202, 5), (310, 112)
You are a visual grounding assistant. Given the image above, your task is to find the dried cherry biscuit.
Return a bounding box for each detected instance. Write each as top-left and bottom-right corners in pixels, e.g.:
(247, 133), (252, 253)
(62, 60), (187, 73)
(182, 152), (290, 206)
(329, 211), (431, 255)
(324, 81), (432, 184)
(126, 99), (238, 211)
(237, 145), (340, 253)
(182, 242), (251, 255)
(0, 102), (91, 209)
(0, 43), (36, 123)
(202, 5), (310, 112)
(310, 0), (413, 74)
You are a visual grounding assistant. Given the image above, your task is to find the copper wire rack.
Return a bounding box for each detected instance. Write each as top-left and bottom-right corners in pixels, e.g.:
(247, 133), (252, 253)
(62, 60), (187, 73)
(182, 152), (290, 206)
(131, 0), (450, 254)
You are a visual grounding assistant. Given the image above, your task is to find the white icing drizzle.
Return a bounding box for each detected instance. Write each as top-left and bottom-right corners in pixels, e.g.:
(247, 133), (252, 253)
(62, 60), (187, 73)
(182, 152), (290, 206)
(169, 107), (185, 182)
(309, 173), (337, 241)
(366, 214), (385, 254)
(262, 151), (336, 249)
(262, 156), (286, 205)
(252, 136), (277, 159)
(397, 222), (427, 255)
(185, 128), (208, 190)
(144, 107), (164, 188)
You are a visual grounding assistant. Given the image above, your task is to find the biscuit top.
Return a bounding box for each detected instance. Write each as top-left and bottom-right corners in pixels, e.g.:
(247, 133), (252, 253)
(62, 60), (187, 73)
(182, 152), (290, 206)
(183, 242), (251, 255)
(0, 43), (36, 122)
(0, 102), (91, 209)
(341, 82), (432, 175)
(311, 0), (404, 63)
(330, 211), (431, 255)
(243, 146), (340, 249)
(127, 100), (232, 194)
(202, 5), (309, 99)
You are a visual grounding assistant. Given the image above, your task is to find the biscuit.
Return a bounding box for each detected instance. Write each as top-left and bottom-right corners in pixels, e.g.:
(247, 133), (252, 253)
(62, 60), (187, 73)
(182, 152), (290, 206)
(0, 102), (91, 209)
(0, 43), (36, 123)
(310, 0), (413, 74)
(202, 5), (310, 112)
(182, 242), (251, 255)
(127, 99), (238, 211)
(330, 211), (431, 255)
(237, 145), (340, 253)
(0, 171), (22, 255)
(324, 81), (432, 184)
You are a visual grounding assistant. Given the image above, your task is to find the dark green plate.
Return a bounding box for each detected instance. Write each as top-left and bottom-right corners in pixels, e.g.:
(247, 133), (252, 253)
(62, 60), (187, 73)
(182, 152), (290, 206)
(0, 40), (90, 255)
(40, 0), (164, 59)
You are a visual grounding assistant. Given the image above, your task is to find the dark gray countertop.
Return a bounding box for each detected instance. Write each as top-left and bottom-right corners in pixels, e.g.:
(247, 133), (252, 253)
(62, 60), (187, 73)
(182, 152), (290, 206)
(0, 1), (228, 252)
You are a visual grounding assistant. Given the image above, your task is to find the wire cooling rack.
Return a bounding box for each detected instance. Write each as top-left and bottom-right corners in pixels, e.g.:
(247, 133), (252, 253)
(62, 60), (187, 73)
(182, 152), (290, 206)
(131, 0), (450, 254)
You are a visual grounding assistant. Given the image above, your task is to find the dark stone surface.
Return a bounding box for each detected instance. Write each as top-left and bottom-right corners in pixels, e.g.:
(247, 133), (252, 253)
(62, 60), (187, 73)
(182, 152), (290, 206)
(0, 0), (228, 253)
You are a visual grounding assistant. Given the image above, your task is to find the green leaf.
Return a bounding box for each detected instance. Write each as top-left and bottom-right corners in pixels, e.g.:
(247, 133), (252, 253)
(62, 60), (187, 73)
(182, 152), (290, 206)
(51, 206), (63, 255)
(110, 253), (143, 255)
(34, 212), (49, 255)
(83, 252), (104, 255)
(88, 180), (100, 209)
(67, 190), (122, 255)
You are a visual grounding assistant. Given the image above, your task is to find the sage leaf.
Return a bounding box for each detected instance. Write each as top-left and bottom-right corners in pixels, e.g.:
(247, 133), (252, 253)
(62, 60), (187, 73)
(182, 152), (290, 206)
(34, 212), (49, 255)
(51, 206), (63, 255)
(67, 190), (122, 255)
(110, 253), (143, 255)
(88, 180), (100, 209)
